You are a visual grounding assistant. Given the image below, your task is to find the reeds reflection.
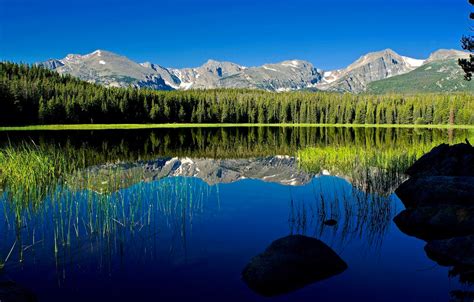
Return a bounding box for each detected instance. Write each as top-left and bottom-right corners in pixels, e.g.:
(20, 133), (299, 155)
(288, 176), (398, 250)
(0, 177), (218, 280)
(0, 126), (472, 297)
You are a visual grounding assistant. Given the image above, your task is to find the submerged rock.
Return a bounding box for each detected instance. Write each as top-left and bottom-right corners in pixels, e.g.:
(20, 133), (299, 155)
(394, 205), (474, 240)
(323, 219), (338, 226)
(395, 176), (474, 208)
(405, 142), (474, 177)
(0, 279), (37, 302)
(242, 235), (347, 296)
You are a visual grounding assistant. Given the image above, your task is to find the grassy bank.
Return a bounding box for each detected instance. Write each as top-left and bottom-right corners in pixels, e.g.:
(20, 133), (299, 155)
(1, 123), (474, 131)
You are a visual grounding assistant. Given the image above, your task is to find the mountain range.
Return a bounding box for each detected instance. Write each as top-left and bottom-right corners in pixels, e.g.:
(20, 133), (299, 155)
(38, 49), (472, 93)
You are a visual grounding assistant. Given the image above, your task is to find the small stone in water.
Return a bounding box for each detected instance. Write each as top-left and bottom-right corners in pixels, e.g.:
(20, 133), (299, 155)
(324, 219), (338, 226)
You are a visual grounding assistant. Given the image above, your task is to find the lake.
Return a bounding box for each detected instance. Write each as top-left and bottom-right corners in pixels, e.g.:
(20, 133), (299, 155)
(0, 126), (473, 302)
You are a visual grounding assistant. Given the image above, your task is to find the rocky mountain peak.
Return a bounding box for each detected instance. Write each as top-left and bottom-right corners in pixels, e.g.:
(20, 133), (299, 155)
(277, 60), (313, 69)
(316, 48), (422, 92)
(427, 49), (470, 62)
(37, 48), (473, 93)
(201, 59), (244, 74)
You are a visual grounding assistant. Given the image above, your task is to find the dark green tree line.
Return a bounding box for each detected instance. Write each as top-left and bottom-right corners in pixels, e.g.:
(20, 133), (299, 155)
(1, 62), (473, 126)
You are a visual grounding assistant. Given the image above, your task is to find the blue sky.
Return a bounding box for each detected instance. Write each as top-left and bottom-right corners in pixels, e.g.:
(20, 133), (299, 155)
(0, 0), (471, 70)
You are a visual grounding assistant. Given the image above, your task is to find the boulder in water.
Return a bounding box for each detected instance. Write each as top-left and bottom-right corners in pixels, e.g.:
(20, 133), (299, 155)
(395, 176), (474, 208)
(405, 142), (474, 177)
(424, 235), (474, 267)
(242, 235), (347, 296)
(394, 205), (474, 240)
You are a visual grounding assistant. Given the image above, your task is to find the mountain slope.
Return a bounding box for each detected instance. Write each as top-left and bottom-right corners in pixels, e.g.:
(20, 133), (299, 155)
(37, 48), (472, 93)
(169, 59), (246, 89)
(38, 50), (173, 90)
(367, 58), (474, 94)
(426, 49), (470, 62)
(218, 60), (322, 91)
(316, 49), (424, 93)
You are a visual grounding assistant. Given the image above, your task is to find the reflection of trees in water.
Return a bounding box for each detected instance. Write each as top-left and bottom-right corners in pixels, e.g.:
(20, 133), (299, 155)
(296, 127), (472, 198)
(2, 127), (472, 162)
(0, 177), (217, 281)
(1, 127), (471, 209)
(288, 177), (397, 250)
(0, 126), (472, 284)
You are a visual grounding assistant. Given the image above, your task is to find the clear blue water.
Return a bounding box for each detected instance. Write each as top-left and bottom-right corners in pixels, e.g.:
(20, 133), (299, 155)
(0, 127), (472, 301)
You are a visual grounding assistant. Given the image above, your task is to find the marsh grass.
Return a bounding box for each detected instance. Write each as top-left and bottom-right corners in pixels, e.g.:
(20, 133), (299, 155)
(1, 126), (473, 276)
(297, 141), (448, 196)
(0, 143), (88, 213)
(1, 173), (214, 277)
(0, 240), (16, 271)
(299, 147), (409, 196)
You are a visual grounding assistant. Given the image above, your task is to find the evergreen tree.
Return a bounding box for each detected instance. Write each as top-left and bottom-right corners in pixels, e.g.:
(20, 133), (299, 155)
(459, 0), (474, 80)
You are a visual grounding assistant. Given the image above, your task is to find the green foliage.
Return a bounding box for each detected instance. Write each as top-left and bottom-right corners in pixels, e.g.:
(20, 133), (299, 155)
(458, 0), (473, 80)
(1, 62), (473, 126)
(368, 60), (474, 94)
(0, 143), (87, 208)
(297, 129), (474, 195)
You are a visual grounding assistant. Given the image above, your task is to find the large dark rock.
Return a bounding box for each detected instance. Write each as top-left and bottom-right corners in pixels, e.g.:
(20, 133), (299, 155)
(242, 235), (347, 296)
(425, 235), (474, 267)
(0, 279), (37, 302)
(394, 142), (474, 290)
(395, 176), (474, 208)
(394, 205), (474, 240)
(406, 142), (474, 177)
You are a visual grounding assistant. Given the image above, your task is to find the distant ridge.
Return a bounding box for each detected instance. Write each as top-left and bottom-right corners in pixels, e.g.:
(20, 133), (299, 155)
(37, 48), (472, 93)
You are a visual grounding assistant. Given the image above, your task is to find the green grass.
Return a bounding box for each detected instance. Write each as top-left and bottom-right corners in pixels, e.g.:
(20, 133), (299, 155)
(367, 59), (474, 94)
(0, 143), (90, 211)
(1, 123), (473, 131)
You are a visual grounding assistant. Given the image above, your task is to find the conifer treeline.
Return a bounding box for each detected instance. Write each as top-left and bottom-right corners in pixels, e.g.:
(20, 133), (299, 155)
(1, 62), (473, 126)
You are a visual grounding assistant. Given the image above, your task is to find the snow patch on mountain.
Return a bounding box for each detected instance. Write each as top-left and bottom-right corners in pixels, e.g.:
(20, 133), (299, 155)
(281, 60), (301, 68)
(179, 81), (193, 90)
(164, 80), (179, 89)
(38, 48), (471, 93)
(402, 56), (424, 68)
(263, 65), (278, 72)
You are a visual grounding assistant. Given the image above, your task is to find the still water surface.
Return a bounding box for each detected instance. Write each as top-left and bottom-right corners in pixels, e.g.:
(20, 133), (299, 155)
(0, 127), (472, 301)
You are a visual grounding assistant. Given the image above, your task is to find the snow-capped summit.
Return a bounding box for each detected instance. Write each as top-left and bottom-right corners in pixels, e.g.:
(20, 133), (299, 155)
(37, 48), (471, 93)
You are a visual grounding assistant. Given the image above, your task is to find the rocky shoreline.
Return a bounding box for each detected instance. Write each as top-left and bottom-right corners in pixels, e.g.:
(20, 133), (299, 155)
(394, 141), (474, 298)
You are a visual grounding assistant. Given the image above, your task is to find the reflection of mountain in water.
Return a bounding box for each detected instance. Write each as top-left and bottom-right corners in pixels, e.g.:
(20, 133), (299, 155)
(71, 156), (315, 193)
(144, 156), (313, 185)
